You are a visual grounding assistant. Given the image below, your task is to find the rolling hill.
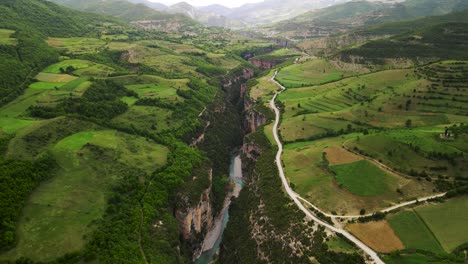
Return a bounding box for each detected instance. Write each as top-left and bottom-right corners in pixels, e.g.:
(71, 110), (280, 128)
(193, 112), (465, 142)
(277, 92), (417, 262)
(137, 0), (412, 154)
(267, 0), (468, 38)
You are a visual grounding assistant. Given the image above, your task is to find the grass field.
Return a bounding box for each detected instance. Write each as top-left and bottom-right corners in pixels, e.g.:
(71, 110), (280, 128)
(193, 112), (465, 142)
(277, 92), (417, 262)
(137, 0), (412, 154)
(0, 82), (66, 119)
(415, 197), (468, 252)
(126, 83), (182, 101)
(43, 59), (115, 77)
(249, 70), (278, 102)
(35, 73), (77, 83)
(0, 29), (16, 45)
(383, 253), (460, 264)
(326, 236), (357, 254)
(277, 58), (357, 88)
(347, 220), (404, 253)
(111, 75), (190, 101)
(324, 146), (362, 165)
(330, 160), (394, 196)
(47, 37), (106, 54)
(388, 210), (445, 253)
(346, 128), (466, 179)
(112, 106), (181, 133)
(282, 135), (434, 214)
(3, 130), (168, 261)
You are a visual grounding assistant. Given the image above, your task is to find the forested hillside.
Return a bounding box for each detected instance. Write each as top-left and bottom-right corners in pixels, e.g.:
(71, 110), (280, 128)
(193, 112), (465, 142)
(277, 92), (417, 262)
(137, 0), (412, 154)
(0, 0), (123, 106)
(48, 0), (196, 26)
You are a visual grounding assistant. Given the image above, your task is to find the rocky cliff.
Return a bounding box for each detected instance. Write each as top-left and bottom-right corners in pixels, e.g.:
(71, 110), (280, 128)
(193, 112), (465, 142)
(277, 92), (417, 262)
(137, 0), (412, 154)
(248, 58), (280, 70)
(176, 169), (214, 242)
(243, 97), (267, 134)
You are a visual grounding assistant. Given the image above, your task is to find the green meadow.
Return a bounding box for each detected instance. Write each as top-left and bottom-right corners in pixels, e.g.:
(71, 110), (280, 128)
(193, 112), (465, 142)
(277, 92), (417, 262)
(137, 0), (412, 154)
(415, 197), (468, 252)
(3, 129), (168, 261)
(388, 210), (445, 253)
(330, 160), (394, 197)
(277, 58), (357, 88)
(0, 29), (16, 45)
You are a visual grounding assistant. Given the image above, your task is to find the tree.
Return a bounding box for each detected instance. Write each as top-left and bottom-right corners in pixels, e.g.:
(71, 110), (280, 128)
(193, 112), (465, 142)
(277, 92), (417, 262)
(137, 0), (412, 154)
(405, 119), (412, 128)
(359, 209), (366, 215)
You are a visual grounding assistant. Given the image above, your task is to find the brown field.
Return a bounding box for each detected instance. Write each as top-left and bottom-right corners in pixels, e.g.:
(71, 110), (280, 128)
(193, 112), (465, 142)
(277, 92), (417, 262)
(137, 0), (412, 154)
(325, 146), (363, 165)
(347, 220), (404, 253)
(35, 73), (77, 83)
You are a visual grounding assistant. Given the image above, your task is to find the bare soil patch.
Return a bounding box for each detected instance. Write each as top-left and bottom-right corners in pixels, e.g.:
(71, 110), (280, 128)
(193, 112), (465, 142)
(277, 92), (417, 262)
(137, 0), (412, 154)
(347, 220), (404, 253)
(325, 146), (362, 165)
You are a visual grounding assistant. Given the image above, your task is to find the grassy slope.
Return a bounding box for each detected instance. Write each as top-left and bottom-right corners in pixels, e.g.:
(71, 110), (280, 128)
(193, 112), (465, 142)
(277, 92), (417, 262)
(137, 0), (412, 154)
(331, 160), (394, 197)
(3, 128), (168, 261)
(388, 210), (444, 253)
(415, 197), (468, 252)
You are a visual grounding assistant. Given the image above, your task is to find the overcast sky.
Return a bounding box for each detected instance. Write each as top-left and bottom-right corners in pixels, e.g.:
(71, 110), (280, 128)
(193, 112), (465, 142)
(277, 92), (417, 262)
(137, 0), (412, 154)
(150, 0), (264, 8)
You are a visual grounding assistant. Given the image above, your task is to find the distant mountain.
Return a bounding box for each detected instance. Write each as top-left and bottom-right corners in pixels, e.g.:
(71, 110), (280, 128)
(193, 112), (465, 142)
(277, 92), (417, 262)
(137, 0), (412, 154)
(266, 0), (468, 38)
(48, 0), (193, 24)
(226, 0), (350, 25)
(198, 4), (232, 17)
(128, 0), (167, 10)
(164, 2), (246, 28)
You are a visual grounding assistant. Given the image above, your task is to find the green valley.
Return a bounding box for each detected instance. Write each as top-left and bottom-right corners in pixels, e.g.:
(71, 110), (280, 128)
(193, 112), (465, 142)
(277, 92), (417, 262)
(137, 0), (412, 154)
(1, 0), (467, 263)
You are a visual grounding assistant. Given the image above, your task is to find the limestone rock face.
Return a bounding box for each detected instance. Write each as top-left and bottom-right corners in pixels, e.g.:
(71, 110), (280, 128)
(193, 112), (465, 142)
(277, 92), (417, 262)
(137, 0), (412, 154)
(248, 58), (279, 70)
(176, 170), (213, 241)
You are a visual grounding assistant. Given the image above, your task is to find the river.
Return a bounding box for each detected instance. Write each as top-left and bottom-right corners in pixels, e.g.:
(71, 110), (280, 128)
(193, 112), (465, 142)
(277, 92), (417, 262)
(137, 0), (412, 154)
(195, 154), (243, 264)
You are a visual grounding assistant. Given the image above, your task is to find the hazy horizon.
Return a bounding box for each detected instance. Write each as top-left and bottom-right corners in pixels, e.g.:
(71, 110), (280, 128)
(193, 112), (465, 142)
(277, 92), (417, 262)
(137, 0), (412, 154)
(149, 0), (265, 8)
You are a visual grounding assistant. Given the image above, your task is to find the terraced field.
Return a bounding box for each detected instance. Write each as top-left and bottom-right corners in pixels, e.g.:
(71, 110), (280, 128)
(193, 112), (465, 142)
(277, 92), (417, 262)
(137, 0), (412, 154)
(47, 37), (106, 54)
(277, 58), (359, 88)
(43, 59), (115, 77)
(276, 59), (468, 216)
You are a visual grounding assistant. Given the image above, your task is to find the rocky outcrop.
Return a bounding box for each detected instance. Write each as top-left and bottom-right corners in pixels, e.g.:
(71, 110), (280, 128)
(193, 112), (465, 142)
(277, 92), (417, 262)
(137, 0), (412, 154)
(243, 98), (267, 134)
(222, 68), (254, 89)
(248, 58), (279, 70)
(176, 170), (213, 241)
(130, 20), (185, 32)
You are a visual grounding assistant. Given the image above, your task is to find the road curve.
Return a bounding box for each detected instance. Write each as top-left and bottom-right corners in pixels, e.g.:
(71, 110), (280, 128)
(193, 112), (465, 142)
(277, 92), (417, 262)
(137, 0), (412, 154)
(269, 72), (385, 264)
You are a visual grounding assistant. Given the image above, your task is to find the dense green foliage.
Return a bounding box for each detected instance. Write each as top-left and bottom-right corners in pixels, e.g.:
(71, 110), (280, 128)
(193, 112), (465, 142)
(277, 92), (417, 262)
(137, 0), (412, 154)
(0, 31), (58, 106)
(0, 155), (55, 249)
(30, 80), (132, 119)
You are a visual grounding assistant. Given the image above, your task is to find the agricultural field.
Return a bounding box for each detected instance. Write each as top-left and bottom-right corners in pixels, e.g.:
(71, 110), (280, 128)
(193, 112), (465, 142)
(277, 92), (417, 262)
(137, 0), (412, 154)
(43, 59), (115, 77)
(0, 29), (16, 45)
(330, 160), (396, 197)
(282, 135), (434, 214)
(382, 196), (468, 262)
(276, 58), (358, 88)
(112, 105), (181, 133)
(345, 126), (467, 179)
(275, 61), (467, 215)
(346, 220), (404, 253)
(47, 37), (106, 54)
(415, 197), (468, 252)
(248, 70), (278, 102)
(388, 210), (445, 253)
(110, 74), (190, 101)
(0, 73), (94, 135)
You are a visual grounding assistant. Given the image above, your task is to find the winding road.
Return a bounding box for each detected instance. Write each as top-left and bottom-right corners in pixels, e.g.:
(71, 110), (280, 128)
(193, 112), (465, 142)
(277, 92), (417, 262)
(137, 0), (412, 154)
(269, 72), (385, 264)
